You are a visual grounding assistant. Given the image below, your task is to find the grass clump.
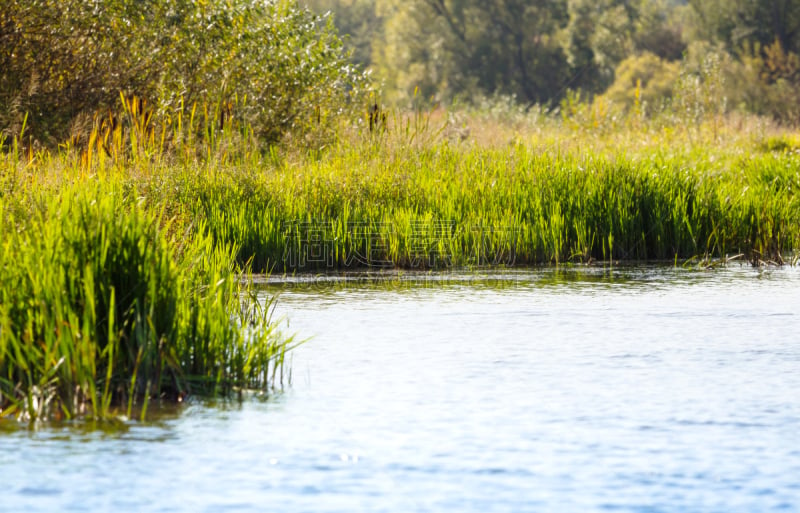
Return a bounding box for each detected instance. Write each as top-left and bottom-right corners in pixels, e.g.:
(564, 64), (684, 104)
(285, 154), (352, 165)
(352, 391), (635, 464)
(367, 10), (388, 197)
(189, 131), (799, 271)
(1, 95), (799, 424)
(0, 181), (291, 423)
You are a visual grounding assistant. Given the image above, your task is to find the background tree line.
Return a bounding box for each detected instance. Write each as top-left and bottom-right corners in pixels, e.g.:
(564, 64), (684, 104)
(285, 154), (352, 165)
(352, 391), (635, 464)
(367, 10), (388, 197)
(2, 0), (798, 146)
(305, 0), (800, 123)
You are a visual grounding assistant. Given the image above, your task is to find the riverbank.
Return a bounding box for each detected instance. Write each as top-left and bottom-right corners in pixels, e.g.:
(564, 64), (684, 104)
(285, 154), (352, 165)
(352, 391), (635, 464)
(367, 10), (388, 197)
(188, 113), (798, 270)
(1, 111), (798, 421)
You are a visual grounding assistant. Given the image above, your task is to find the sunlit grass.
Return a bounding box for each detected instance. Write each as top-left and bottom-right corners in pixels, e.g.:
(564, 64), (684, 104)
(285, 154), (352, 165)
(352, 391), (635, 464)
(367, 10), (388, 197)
(192, 111), (799, 271)
(0, 155), (294, 423)
(1, 99), (798, 422)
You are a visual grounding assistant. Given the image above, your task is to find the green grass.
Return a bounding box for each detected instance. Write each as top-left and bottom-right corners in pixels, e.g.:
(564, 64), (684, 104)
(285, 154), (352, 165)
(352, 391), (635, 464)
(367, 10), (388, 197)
(0, 179), (294, 422)
(189, 138), (799, 271)
(1, 104), (798, 422)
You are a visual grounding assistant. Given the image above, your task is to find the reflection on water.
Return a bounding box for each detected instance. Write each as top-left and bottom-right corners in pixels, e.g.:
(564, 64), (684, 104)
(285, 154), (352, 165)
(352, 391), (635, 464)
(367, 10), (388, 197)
(3, 265), (800, 512)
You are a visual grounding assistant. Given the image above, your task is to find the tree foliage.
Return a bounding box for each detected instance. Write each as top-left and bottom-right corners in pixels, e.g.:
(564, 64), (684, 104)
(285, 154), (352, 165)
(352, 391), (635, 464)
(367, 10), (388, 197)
(315, 0), (692, 105)
(601, 52), (680, 109)
(688, 0), (800, 122)
(1, 0), (369, 145)
(10, 0), (791, 133)
(371, 0), (571, 106)
(688, 0), (800, 55)
(304, 0), (378, 71)
(308, 0), (799, 123)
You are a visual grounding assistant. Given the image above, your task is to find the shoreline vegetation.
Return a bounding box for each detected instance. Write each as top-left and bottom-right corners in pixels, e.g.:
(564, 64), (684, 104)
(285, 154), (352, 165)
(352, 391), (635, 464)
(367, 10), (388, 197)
(0, 171), (299, 423)
(6, 104), (799, 272)
(2, 0), (799, 423)
(209, 121), (799, 272)
(0, 111), (800, 419)
(2, 104), (799, 424)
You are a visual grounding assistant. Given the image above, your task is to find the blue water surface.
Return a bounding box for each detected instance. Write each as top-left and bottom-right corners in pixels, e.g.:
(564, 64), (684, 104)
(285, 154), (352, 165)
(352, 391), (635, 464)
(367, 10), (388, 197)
(2, 266), (799, 512)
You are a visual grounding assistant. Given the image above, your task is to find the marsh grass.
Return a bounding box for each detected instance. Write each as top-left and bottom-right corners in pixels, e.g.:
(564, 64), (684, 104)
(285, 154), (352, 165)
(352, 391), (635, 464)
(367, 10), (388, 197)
(0, 177), (294, 423)
(1, 97), (798, 422)
(192, 122), (800, 271)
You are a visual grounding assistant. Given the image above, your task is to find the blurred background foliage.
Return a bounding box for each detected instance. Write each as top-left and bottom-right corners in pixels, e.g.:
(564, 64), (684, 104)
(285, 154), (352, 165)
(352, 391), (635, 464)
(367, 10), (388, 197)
(2, 0), (799, 147)
(305, 0), (800, 123)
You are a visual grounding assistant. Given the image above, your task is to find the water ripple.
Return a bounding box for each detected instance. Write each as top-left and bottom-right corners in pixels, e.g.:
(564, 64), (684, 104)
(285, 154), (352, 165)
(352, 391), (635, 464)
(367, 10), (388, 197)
(4, 267), (800, 512)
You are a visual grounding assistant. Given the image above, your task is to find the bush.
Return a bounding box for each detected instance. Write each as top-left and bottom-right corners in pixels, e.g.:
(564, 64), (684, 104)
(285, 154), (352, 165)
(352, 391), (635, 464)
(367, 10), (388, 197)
(731, 40), (800, 124)
(0, 0), (368, 146)
(601, 52), (680, 113)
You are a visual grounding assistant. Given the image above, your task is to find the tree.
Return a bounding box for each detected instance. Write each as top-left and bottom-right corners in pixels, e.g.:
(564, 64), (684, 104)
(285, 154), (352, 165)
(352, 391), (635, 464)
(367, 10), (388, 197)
(687, 0), (800, 122)
(632, 0), (687, 60)
(562, 0), (637, 94)
(688, 0), (800, 54)
(372, 0), (571, 106)
(0, 0), (368, 145)
(601, 51), (680, 110)
(304, 0), (380, 72)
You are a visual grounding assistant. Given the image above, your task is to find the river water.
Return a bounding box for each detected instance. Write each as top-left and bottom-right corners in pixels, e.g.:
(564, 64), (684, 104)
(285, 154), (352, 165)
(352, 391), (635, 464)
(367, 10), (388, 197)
(2, 266), (800, 512)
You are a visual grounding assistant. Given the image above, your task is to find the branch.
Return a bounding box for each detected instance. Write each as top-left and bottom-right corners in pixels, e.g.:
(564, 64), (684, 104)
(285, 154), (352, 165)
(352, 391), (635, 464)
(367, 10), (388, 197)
(421, 0), (467, 43)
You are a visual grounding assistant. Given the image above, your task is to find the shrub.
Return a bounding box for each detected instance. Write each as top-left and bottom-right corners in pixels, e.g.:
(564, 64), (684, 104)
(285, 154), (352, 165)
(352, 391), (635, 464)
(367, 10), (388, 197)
(601, 52), (680, 113)
(732, 40), (800, 124)
(0, 0), (368, 146)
